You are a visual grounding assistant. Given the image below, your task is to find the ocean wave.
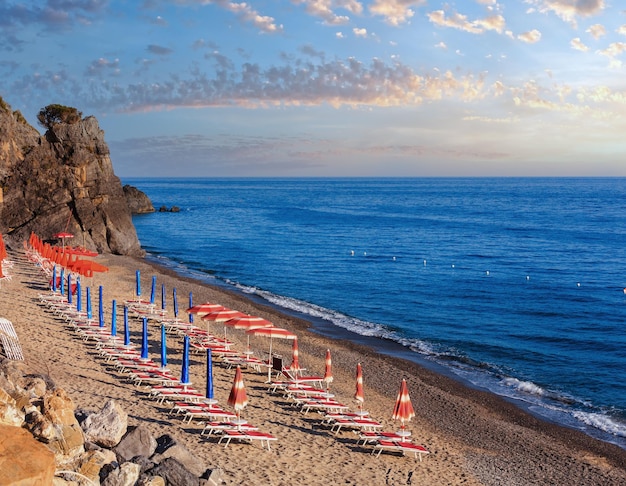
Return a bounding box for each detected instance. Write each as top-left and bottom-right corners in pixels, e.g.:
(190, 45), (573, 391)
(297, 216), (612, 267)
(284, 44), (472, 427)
(572, 411), (626, 438)
(501, 377), (546, 397)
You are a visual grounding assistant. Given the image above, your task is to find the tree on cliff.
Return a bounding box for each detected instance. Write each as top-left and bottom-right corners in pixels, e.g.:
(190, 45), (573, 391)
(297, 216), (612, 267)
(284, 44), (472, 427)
(37, 104), (82, 129)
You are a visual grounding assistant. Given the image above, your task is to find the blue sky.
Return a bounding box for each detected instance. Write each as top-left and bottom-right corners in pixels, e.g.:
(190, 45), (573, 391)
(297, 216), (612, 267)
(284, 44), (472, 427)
(2, 0), (625, 177)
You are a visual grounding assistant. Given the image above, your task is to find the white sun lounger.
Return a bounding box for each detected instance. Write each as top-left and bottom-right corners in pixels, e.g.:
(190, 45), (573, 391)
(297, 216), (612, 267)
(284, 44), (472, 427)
(371, 439), (430, 461)
(218, 430), (277, 451)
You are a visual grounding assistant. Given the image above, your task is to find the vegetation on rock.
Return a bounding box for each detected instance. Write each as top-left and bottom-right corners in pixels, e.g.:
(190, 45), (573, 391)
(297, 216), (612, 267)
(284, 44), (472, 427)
(37, 104), (82, 129)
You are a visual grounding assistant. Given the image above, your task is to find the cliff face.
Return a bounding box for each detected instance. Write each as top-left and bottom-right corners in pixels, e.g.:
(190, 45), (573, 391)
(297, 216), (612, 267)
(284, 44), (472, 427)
(0, 99), (144, 256)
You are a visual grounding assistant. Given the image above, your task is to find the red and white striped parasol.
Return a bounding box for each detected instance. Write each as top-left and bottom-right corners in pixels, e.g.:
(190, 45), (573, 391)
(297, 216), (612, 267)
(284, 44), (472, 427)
(290, 337), (301, 375)
(392, 378), (416, 441)
(355, 362), (364, 412)
(227, 365), (248, 423)
(246, 326), (297, 382)
(323, 349), (333, 391)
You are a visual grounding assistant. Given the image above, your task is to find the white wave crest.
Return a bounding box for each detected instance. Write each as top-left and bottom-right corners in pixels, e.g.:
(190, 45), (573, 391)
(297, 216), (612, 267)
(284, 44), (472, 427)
(572, 411), (626, 438)
(501, 377), (545, 396)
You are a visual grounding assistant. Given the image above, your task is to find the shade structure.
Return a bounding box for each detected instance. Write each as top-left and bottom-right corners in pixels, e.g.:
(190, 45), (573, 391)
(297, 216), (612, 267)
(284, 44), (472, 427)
(180, 336), (191, 386)
(392, 379), (416, 441)
(290, 338), (301, 374)
(201, 309), (245, 336)
(355, 363), (365, 414)
(160, 324), (167, 369)
(323, 349), (333, 391)
(222, 315), (272, 346)
(246, 326), (297, 382)
(150, 276), (157, 305)
(206, 349), (216, 404)
(98, 286), (104, 328)
(111, 300), (117, 337)
(141, 317), (149, 360)
(227, 365), (248, 422)
(173, 288), (179, 318)
(123, 306), (131, 347)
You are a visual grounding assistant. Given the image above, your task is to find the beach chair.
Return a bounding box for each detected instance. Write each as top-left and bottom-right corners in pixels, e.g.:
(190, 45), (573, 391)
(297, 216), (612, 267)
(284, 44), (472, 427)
(201, 421), (258, 436)
(330, 417), (383, 435)
(218, 429), (277, 451)
(0, 318), (24, 361)
(371, 440), (430, 461)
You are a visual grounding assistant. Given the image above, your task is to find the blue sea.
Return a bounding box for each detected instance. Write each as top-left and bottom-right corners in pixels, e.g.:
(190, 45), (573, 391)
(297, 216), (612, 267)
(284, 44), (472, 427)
(125, 177), (626, 449)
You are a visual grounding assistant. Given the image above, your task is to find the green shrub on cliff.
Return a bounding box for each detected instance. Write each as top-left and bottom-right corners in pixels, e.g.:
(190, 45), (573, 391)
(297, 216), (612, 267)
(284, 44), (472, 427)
(37, 104), (82, 129)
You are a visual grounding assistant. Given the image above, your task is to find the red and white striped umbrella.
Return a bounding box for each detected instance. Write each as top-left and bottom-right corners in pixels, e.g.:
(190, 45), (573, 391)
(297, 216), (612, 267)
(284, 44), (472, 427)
(186, 303), (226, 317)
(392, 378), (415, 441)
(201, 309), (245, 335)
(246, 326), (297, 382)
(323, 349), (333, 391)
(223, 315), (273, 350)
(290, 337), (301, 374)
(355, 363), (364, 409)
(227, 365), (248, 421)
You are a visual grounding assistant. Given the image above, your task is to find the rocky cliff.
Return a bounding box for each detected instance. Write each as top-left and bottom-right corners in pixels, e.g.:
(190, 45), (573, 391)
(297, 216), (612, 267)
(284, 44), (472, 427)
(0, 97), (144, 256)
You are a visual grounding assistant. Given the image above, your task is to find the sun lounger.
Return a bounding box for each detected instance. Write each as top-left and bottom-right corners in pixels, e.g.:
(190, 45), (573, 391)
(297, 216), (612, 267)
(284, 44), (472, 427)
(218, 430), (277, 451)
(371, 440), (430, 461)
(358, 431), (406, 445)
(201, 421), (258, 436)
(0, 318), (24, 361)
(299, 398), (349, 414)
(330, 418), (383, 434)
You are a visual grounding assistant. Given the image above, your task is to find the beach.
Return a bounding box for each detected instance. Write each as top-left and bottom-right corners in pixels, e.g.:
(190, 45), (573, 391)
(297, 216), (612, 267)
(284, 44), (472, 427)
(3, 247), (626, 485)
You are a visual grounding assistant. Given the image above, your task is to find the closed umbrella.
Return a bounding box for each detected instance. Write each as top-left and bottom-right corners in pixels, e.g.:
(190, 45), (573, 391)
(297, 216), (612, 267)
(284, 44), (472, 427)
(59, 268), (65, 296)
(141, 317), (149, 360)
(290, 338), (301, 375)
(52, 265), (57, 292)
(111, 300), (117, 337)
(160, 324), (168, 370)
(206, 348), (217, 404)
(123, 306), (131, 347)
(355, 363), (366, 416)
(161, 283), (166, 311)
(188, 292), (193, 323)
(98, 286), (104, 328)
(227, 365), (248, 426)
(86, 287), (92, 320)
(246, 327), (297, 383)
(67, 273), (72, 304)
(392, 378), (416, 441)
(180, 335), (191, 387)
(76, 278), (82, 312)
(135, 270), (141, 298)
(150, 276), (157, 305)
(173, 288), (178, 318)
(323, 349), (333, 392)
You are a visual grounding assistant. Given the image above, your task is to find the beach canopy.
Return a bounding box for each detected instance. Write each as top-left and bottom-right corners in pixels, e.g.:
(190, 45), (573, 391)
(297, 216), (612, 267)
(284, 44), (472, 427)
(392, 378), (416, 441)
(227, 365), (248, 421)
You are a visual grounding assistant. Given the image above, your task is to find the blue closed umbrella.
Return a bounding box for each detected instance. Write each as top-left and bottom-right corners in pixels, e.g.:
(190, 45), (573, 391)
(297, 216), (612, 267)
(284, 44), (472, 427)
(86, 287), (92, 319)
(206, 348), (216, 403)
(160, 324), (167, 369)
(150, 276), (157, 304)
(141, 317), (149, 360)
(98, 286), (104, 328)
(67, 274), (73, 304)
(60, 268), (65, 296)
(111, 300), (117, 337)
(52, 265), (57, 292)
(189, 292), (194, 323)
(173, 288), (178, 318)
(123, 306), (130, 347)
(136, 270), (141, 297)
(180, 335), (191, 386)
(76, 278), (81, 312)
(161, 283), (166, 310)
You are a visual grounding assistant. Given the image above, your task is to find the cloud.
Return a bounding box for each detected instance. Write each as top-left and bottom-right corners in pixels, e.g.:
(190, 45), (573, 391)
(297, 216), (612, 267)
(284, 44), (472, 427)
(86, 57), (121, 76)
(227, 1), (284, 33)
(147, 44), (173, 56)
(526, 0), (606, 27)
(617, 24), (626, 36)
(353, 27), (367, 38)
(370, 0), (425, 26)
(290, 0), (355, 25)
(586, 23), (605, 39)
(428, 10), (506, 34)
(0, 0), (108, 30)
(517, 29), (542, 43)
(596, 41), (626, 67)
(570, 37), (589, 51)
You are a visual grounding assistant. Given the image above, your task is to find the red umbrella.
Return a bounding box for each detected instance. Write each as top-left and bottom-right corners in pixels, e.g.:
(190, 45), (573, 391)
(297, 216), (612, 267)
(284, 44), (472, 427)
(323, 349), (333, 391)
(201, 309), (246, 336)
(355, 363), (365, 413)
(186, 302), (226, 316)
(53, 231), (74, 251)
(392, 378), (416, 441)
(290, 337), (301, 375)
(227, 365), (248, 424)
(246, 326), (297, 382)
(222, 315), (273, 350)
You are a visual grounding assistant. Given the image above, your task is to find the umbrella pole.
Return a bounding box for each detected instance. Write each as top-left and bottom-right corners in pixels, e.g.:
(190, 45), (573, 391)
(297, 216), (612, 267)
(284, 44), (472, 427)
(266, 338), (273, 383)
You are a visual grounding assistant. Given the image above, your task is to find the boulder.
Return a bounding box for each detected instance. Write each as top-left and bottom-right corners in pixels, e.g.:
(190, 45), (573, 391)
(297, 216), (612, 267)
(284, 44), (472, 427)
(81, 399), (128, 448)
(73, 448), (117, 485)
(102, 462), (141, 486)
(0, 424), (56, 485)
(41, 388), (85, 459)
(123, 185), (154, 214)
(148, 457), (200, 486)
(114, 425), (157, 462)
(151, 435), (206, 477)
(0, 387), (24, 426)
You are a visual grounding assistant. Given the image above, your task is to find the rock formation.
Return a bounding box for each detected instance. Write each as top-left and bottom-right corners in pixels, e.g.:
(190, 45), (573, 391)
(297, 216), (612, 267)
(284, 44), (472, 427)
(123, 185), (155, 214)
(0, 97), (144, 256)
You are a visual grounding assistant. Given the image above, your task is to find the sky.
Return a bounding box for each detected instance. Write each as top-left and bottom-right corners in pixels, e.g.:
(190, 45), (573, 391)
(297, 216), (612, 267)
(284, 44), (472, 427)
(2, 0), (626, 177)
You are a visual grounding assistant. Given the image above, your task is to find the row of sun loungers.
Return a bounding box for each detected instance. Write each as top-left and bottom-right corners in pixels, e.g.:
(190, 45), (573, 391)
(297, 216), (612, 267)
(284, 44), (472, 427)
(0, 317), (24, 361)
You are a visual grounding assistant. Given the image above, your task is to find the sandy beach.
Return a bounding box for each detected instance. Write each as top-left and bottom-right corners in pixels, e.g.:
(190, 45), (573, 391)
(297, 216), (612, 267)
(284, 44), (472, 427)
(2, 246), (626, 485)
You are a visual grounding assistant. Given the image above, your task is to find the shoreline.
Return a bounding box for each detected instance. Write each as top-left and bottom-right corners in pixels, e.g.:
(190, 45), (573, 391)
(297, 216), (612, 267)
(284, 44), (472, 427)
(3, 247), (626, 484)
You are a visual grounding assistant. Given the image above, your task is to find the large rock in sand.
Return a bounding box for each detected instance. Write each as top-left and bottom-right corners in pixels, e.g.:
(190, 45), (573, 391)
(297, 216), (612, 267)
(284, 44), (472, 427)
(115, 425), (157, 462)
(0, 424), (56, 485)
(81, 399), (128, 447)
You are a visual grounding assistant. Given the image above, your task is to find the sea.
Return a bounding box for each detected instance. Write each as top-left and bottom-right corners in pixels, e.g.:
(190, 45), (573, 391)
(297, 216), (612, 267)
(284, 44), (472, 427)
(124, 177), (626, 449)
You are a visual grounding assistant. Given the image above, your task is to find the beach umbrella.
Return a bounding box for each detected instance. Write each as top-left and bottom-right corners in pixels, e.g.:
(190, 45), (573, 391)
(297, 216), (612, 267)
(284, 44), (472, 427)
(67, 273), (73, 304)
(60, 268), (65, 295)
(52, 265), (57, 292)
(123, 306), (131, 347)
(86, 286), (92, 319)
(160, 324), (167, 370)
(161, 283), (166, 311)
(150, 276), (157, 305)
(206, 348), (217, 404)
(141, 317), (149, 360)
(290, 338), (301, 375)
(201, 309), (245, 336)
(76, 278), (82, 312)
(355, 363), (365, 414)
(246, 327), (297, 382)
(54, 231), (74, 251)
(111, 300), (117, 337)
(188, 292), (193, 323)
(187, 302), (226, 317)
(392, 378), (416, 441)
(180, 335), (191, 386)
(98, 286), (104, 328)
(135, 270), (141, 298)
(324, 349), (333, 392)
(222, 315), (273, 350)
(173, 288), (178, 318)
(227, 365), (248, 424)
